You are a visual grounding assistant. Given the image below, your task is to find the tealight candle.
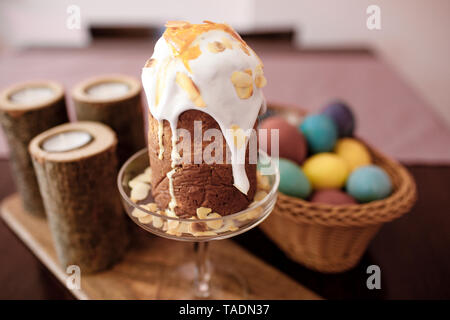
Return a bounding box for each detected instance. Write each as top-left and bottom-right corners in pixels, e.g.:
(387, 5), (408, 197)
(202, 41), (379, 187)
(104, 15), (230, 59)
(86, 82), (130, 100)
(42, 131), (93, 153)
(72, 75), (145, 165)
(29, 121), (130, 273)
(9, 87), (55, 105)
(0, 81), (68, 217)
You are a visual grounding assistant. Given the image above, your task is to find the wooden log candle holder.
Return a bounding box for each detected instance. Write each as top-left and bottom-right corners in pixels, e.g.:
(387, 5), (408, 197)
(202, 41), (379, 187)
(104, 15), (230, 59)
(0, 81), (68, 217)
(29, 121), (131, 273)
(72, 75), (146, 165)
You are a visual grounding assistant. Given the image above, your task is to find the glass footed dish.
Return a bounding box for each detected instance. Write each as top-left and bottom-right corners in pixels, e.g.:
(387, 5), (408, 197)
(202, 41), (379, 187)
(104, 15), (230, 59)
(117, 148), (279, 298)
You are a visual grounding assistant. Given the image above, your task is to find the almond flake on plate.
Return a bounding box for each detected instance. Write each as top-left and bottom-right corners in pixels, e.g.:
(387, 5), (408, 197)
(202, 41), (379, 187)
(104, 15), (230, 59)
(130, 182), (150, 202)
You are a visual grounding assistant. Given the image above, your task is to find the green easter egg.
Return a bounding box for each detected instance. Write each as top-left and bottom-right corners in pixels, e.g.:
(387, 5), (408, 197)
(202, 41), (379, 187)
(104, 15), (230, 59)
(278, 158), (311, 199)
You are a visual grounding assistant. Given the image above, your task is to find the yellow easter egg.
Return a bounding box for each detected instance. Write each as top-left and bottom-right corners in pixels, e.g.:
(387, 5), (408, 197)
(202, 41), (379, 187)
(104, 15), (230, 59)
(335, 138), (371, 172)
(303, 153), (349, 189)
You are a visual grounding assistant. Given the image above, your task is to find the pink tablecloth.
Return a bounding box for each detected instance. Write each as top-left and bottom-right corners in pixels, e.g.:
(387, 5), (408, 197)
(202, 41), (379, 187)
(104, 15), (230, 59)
(1, 41), (450, 164)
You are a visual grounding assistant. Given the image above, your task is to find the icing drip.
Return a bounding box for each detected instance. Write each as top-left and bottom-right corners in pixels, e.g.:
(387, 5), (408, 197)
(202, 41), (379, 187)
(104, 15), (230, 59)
(157, 120), (164, 160)
(170, 122), (182, 168)
(167, 168), (177, 212)
(142, 21), (266, 195)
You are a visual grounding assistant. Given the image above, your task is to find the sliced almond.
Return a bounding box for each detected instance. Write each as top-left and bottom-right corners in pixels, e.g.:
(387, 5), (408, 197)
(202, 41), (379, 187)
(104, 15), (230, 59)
(224, 220), (238, 232)
(130, 182), (150, 202)
(165, 209), (176, 218)
(152, 216), (164, 228)
(128, 172), (152, 188)
(206, 213), (223, 230)
(235, 86), (253, 99)
(142, 202), (158, 212)
(221, 37), (233, 49)
(192, 231), (217, 237)
(248, 207), (262, 219)
(208, 41), (226, 53)
(128, 179), (140, 189)
(144, 58), (155, 68)
(257, 171), (270, 191)
(236, 207), (262, 221)
(254, 190), (268, 202)
(141, 169), (152, 183)
(254, 65), (267, 88)
(196, 207), (212, 219)
(255, 75), (267, 88)
(165, 20), (190, 28)
(240, 43), (250, 55)
(177, 222), (191, 234)
(176, 72), (206, 107)
(167, 219), (180, 230)
(166, 229), (181, 236)
(255, 65), (263, 76)
(231, 71), (253, 87)
(189, 221), (208, 234)
(231, 71), (253, 99)
(132, 208), (148, 218)
(138, 215), (153, 224)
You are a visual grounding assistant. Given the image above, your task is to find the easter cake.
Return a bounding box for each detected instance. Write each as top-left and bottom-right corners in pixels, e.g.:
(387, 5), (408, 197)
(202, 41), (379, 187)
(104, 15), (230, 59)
(142, 21), (267, 217)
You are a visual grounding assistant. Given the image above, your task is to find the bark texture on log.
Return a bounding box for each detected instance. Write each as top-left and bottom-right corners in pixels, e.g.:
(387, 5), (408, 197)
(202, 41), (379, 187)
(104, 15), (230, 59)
(72, 75), (145, 166)
(0, 81), (68, 217)
(29, 121), (131, 273)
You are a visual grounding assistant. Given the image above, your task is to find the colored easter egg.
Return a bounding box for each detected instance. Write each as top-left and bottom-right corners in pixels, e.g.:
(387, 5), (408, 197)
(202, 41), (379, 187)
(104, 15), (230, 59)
(299, 114), (338, 153)
(278, 158), (311, 198)
(346, 165), (392, 203)
(310, 189), (357, 205)
(260, 116), (307, 164)
(335, 138), (371, 172)
(303, 153), (349, 189)
(322, 100), (355, 137)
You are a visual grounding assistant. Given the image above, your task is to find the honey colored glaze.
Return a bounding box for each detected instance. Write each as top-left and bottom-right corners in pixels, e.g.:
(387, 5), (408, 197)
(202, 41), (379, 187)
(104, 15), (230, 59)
(142, 21), (267, 200)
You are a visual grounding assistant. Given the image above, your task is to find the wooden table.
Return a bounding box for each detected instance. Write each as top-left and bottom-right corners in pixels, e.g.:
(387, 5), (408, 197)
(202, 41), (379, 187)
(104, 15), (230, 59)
(1, 159), (450, 299)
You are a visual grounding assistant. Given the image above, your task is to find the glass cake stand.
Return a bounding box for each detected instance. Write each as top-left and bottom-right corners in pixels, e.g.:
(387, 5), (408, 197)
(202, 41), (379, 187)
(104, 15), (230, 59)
(117, 148), (279, 299)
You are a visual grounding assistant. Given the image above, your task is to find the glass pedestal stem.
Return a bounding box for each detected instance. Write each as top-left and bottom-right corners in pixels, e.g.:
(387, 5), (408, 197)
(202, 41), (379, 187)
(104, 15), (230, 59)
(193, 241), (211, 298)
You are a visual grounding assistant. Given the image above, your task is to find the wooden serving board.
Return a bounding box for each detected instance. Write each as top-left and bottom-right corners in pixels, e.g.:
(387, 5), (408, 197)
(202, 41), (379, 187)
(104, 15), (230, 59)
(1, 194), (321, 300)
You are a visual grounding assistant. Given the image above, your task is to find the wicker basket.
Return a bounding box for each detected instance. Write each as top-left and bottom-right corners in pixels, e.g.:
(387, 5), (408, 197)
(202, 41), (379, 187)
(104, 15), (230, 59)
(259, 105), (418, 273)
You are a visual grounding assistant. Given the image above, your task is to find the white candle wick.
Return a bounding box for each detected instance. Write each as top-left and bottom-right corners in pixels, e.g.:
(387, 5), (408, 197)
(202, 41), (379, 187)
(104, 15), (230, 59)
(42, 131), (93, 153)
(10, 87), (55, 105)
(86, 82), (129, 100)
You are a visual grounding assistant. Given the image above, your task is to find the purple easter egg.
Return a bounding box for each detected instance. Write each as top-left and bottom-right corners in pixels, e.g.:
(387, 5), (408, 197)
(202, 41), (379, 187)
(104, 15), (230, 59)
(322, 101), (355, 137)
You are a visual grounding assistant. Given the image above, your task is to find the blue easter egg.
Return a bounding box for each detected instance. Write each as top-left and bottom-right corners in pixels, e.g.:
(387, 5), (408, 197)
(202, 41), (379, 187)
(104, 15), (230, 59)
(322, 100), (355, 137)
(346, 165), (392, 203)
(299, 114), (338, 153)
(278, 158), (311, 199)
